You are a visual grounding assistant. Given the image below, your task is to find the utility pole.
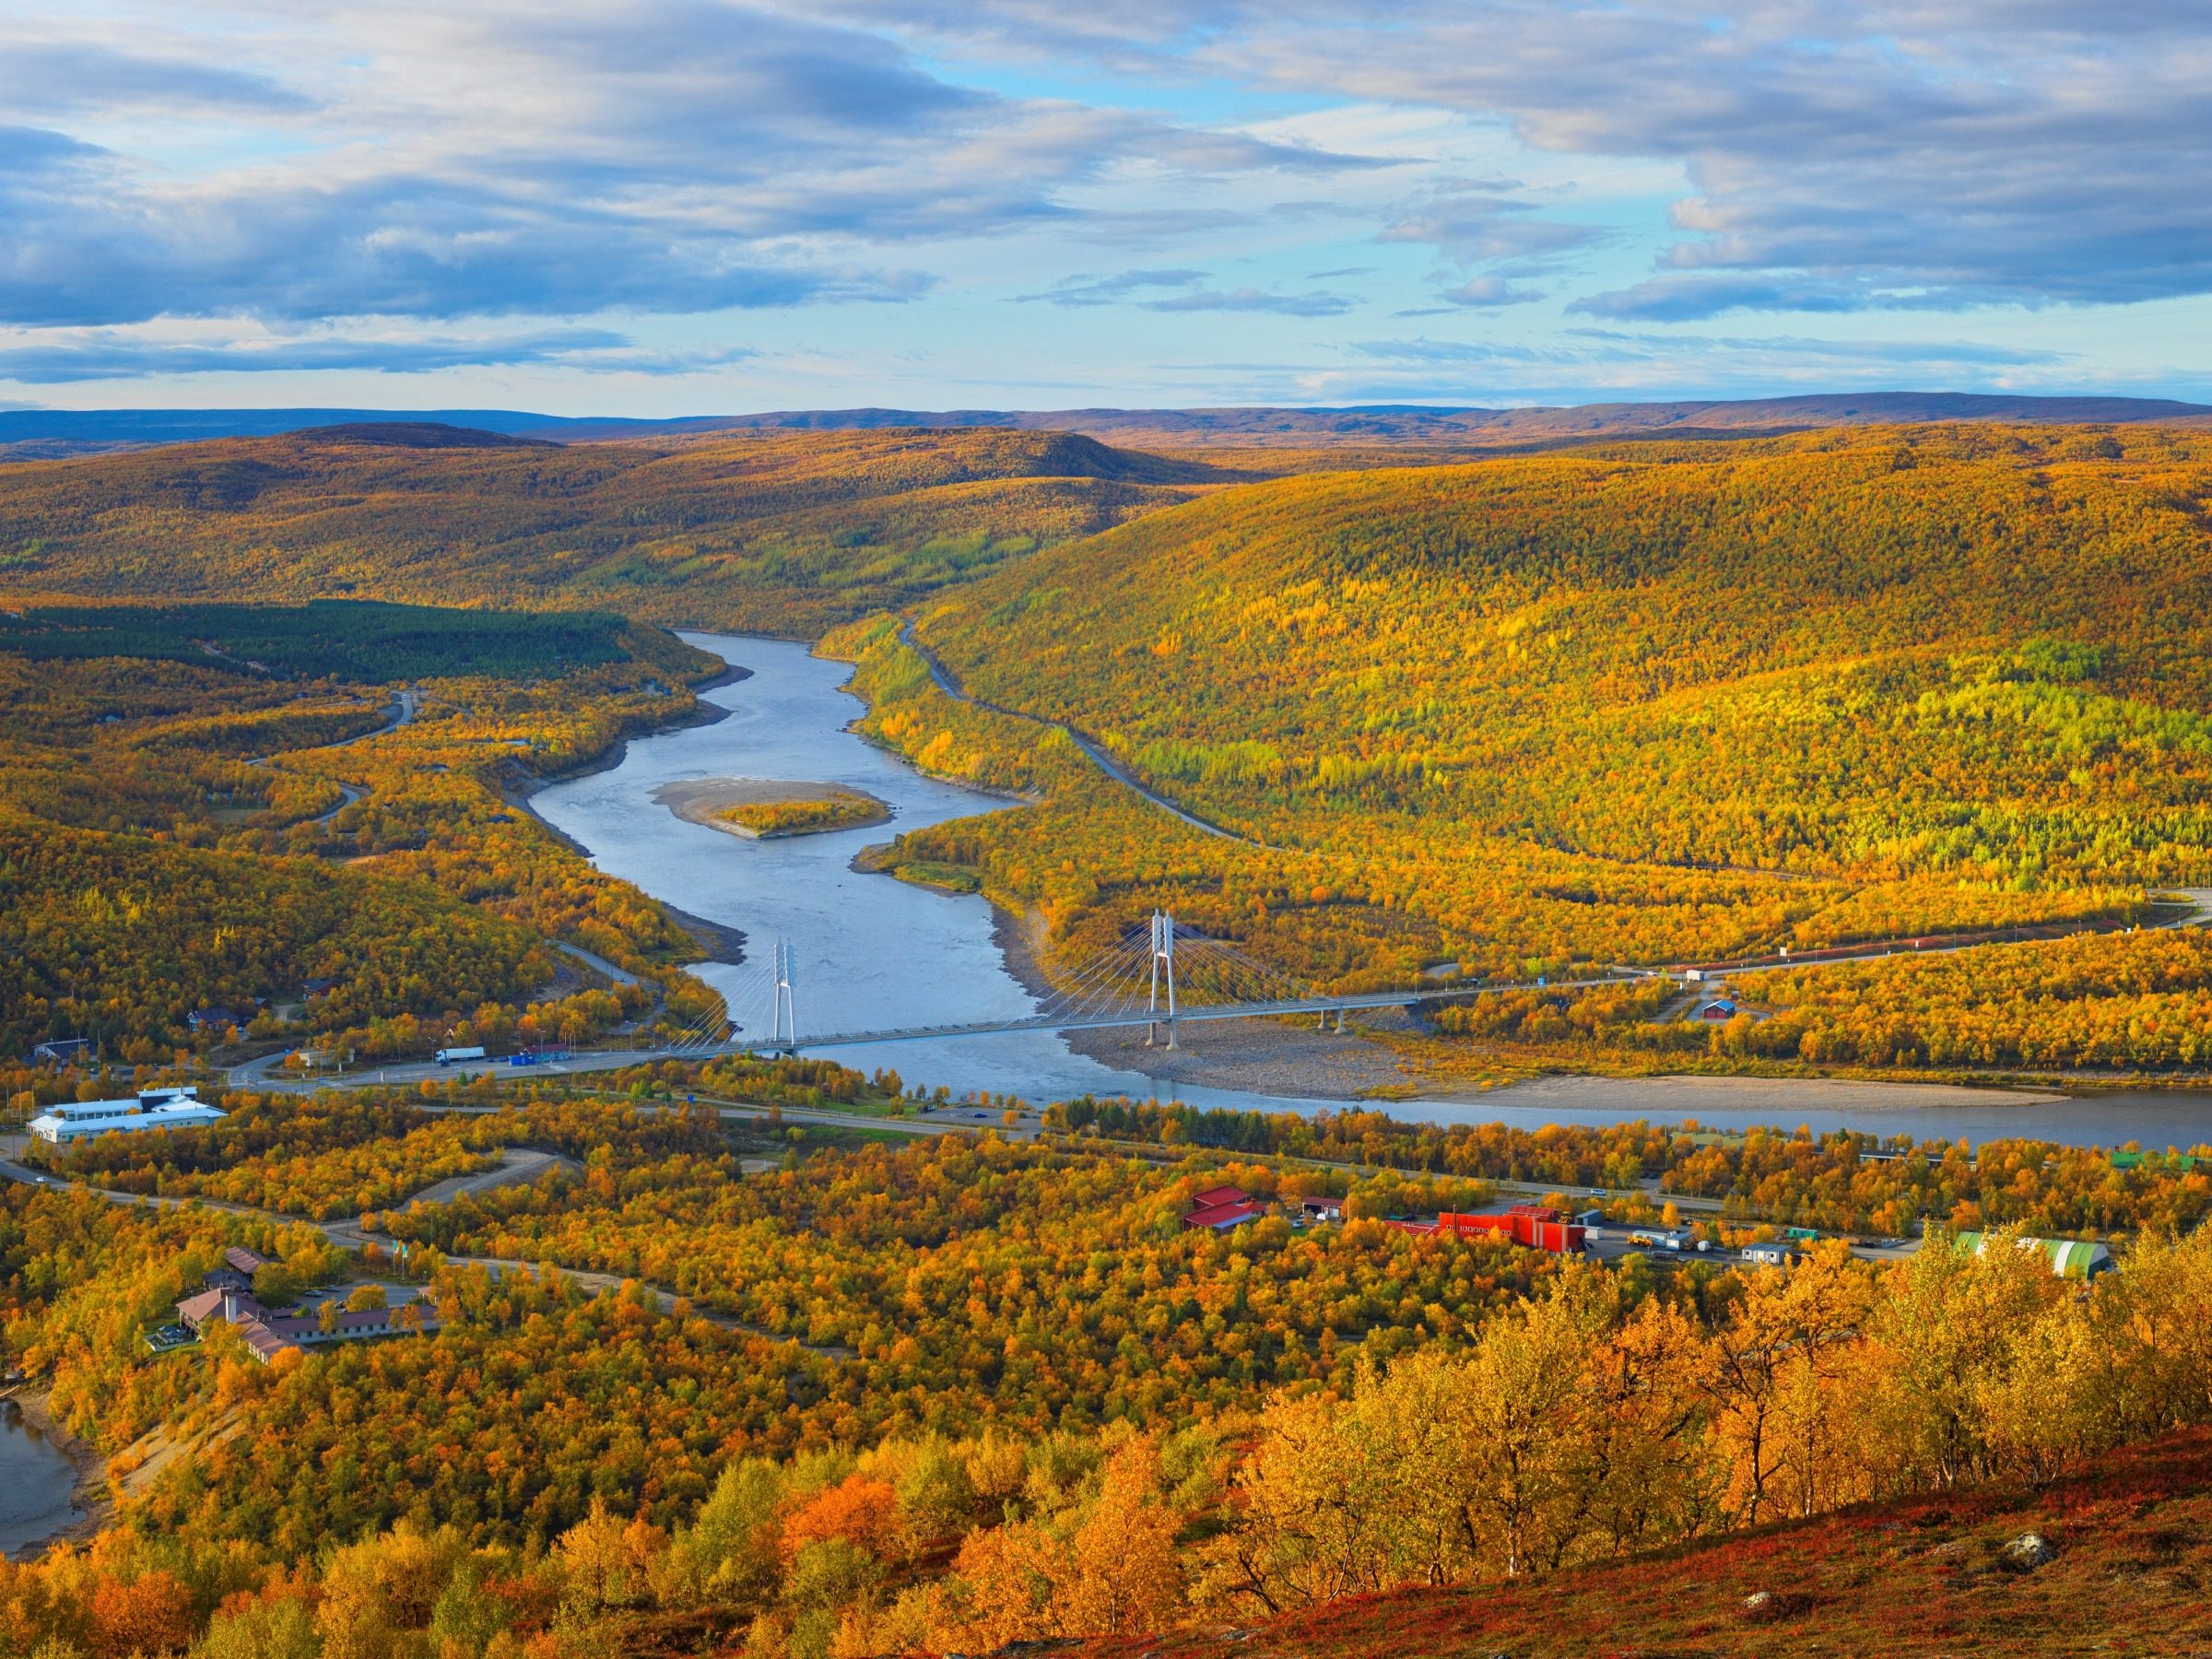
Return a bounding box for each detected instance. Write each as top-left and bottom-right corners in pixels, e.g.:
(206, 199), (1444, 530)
(1147, 910), (1178, 1049)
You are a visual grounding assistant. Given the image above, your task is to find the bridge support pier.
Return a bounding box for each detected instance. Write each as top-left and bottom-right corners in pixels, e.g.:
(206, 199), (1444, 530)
(1147, 910), (1178, 1049)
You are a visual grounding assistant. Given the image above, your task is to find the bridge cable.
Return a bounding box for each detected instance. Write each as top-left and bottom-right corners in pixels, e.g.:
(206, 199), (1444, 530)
(1029, 933), (1155, 1022)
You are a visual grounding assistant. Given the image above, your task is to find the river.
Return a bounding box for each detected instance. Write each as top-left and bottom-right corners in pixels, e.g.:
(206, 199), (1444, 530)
(530, 633), (2212, 1153)
(0, 1404), (82, 1558)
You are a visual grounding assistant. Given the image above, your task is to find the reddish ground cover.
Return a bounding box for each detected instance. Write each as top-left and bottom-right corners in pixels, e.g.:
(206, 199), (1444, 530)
(1060, 1429), (2212, 1658)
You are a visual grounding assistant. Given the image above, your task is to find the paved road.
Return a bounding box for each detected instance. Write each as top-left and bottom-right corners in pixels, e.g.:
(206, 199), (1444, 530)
(228, 1046), (695, 1091)
(225, 968), (1653, 1086)
(241, 687), (418, 830)
(548, 942), (641, 989)
(325, 687), (419, 751)
(0, 1136), (848, 1356)
(1671, 888), (2212, 990)
(896, 621), (2205, 1002)
(899, 619), (1264, 847)
(196, 1077), (1922, 1265)
(1, 1090), (1910, 1357)
(397, 1147), (581, 1207)
(304, 782), (365, 828)
(419, 1092), (1033, 1142)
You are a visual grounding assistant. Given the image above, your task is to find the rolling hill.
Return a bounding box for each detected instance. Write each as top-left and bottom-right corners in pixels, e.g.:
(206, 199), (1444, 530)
(18, 411), (2212, 1066)
(5, 391), (2205, 461)
(657, 391), (2212, 449)
(916, 421), (2212, 890)
(0, 423), (1240, 635)
(793, 421), (2212, 1041)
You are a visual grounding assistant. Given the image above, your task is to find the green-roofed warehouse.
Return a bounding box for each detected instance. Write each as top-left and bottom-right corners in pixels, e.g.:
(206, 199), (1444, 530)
(1958, 1231), (2113, 1278)
(2111, 1151), (2199, 1171)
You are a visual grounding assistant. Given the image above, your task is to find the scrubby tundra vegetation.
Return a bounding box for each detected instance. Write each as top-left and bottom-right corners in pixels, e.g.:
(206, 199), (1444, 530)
(0, 598), (719, 1062)
(2, 1084), (2210, 1655)
(6, 417), (2212, 1655)
(838, 422), (2212, 1080)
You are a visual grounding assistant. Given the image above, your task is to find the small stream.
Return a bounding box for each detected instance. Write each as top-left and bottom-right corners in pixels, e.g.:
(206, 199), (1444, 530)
(530, 633), (2212, 1152)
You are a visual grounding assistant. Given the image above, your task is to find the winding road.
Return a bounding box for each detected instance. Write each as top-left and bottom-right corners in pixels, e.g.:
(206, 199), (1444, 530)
(0, 1139), (852, 1357)
(246, 687), (418, 829)
(894, 627), (2212, 990)
(330, 687), (420, 751)
(898, 619), (1264, 847)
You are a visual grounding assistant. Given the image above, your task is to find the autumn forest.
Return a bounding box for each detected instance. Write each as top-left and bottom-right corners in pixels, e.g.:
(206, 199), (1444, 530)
(6, 413), (2212, 1654)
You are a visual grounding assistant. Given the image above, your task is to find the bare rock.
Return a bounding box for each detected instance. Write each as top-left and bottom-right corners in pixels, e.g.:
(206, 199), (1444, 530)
(2002, 1531), (2056, 1571)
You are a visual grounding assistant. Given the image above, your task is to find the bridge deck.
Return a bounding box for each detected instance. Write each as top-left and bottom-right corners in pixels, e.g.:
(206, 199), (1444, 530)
(728, 972), (1631, 1053)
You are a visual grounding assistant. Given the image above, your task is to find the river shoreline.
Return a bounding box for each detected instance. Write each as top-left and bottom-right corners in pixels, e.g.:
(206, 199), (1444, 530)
(526, 631), (2212, 1148)
(7, 1392), (104, 1558)
(981, 902), (1444, 1101)
(501, 662), (751, 849)
(1465, 1072), (2067, 1121)
(504, 664), (753, 962)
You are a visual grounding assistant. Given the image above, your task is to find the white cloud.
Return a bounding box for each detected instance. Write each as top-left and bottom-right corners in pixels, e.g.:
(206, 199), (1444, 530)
(3, 0), (2208, 396)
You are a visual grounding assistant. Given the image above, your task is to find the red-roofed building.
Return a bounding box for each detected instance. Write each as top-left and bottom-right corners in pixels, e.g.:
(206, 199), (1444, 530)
(1190, 1184), (1251, 1211)
(171, 1282), (441, 1361)
(1407, 1204), (1587, 1254)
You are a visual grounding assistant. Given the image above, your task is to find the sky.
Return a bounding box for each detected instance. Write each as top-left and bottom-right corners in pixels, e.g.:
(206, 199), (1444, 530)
(3, 0), (2209, 415)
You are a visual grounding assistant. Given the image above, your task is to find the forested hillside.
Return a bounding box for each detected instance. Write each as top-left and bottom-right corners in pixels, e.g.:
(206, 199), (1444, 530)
(923, 424), (2212, 880)
(4, 1083), (2210, 1656)
(814, 423), (2212, 1068)
(0, 424), (1242, 636)
(0, 600), (724, 1059)
(31, 419), (2212, 1075)
(1052, 1428), (2212, 1657)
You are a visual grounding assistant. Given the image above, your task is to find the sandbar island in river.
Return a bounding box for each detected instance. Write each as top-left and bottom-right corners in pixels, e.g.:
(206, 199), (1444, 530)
(654, 776), (892, 841)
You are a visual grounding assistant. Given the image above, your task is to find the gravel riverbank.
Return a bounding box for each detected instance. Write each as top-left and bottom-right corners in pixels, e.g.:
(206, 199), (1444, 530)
(986, 903), (1413, 1101)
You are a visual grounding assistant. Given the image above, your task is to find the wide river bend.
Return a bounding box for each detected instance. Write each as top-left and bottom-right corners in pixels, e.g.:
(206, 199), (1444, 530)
(531, 634), (2212, 1152)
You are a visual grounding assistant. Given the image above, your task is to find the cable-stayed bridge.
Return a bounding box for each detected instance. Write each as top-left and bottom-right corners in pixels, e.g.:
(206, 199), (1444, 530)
(653, 911), (1633, 1060)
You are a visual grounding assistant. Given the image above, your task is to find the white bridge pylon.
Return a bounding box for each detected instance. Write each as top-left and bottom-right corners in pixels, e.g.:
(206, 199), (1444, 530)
(771, 937), (798, 1050)
(1147, 908), (1178, 1048)
(715, 913), (1633, 1056)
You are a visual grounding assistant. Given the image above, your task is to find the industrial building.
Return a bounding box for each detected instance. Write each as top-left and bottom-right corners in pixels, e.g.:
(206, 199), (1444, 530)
(1958, 1230), (2113, 1278)
(28, 1086), (227, 1144)
(1394, 1204), (1588, 1254)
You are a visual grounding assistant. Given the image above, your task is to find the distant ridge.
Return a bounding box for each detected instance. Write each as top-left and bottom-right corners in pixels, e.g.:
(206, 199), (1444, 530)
(615, 392), (2212, 448)
(4, 391), (2208, 459)
(287, 421), (558, 450)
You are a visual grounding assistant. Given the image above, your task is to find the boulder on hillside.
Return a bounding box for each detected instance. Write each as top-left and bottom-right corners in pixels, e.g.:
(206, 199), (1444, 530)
(2001, 1531), (2056, 1571)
